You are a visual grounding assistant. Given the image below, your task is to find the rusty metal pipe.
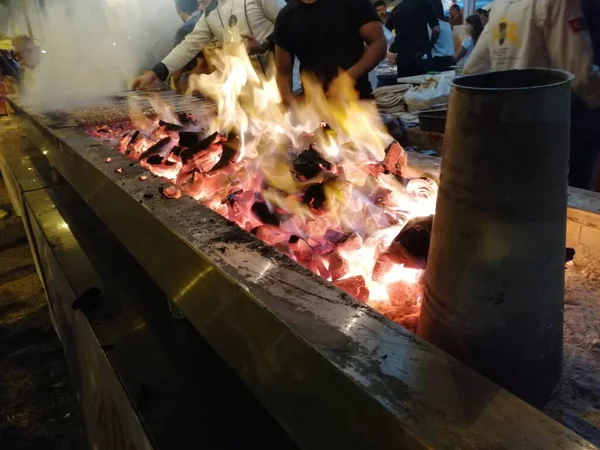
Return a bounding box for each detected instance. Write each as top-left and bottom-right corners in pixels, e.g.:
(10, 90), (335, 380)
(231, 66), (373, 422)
(418, 69), (573, 406)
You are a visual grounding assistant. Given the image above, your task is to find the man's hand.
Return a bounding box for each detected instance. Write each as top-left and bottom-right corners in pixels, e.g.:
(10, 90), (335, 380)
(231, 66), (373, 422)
(387, 52), (397, 64)
(132, 71), (158, 91)
(242, 34), (264, 55)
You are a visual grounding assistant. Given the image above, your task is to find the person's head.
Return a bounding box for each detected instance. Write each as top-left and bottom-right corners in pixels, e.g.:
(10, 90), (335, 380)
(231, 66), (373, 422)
(475, 7), (489, 25)
(465, 14), (484, 43)
(374, 1), (388, 21)
(449, 3), (461, 19)
(175, 0), (199, 22)
(11, 35), (41, 69)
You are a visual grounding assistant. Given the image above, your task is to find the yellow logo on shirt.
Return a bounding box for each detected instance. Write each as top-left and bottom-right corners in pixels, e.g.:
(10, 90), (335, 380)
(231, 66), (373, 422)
(491, 18), (521, 46)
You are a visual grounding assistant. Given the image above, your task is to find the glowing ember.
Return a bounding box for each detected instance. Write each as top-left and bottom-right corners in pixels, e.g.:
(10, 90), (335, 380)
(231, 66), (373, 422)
(86, 34), (438, 330)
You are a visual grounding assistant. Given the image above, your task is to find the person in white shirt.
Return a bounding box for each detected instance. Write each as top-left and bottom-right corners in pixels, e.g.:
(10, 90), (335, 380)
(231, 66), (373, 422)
(374, 1), (394, 45)
(454, 14), (483, 67)
(464, 0), (600, 190)
(133, 0), (286, 90)
(464, 0), (600, 108)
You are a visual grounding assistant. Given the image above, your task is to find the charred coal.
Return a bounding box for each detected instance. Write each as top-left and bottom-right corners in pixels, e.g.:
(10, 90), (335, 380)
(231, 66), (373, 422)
(140, 137), (176, 161)
(293, 145), (333, 180)
(210, 134), (241, 173)
(159, 120), (183, 131)
(252, 201), (284, 226)
(393, 215), (433, 263)
(179, 131), (204, 148)
(180, 131), (221, 163)
(303, 184), (327, 211)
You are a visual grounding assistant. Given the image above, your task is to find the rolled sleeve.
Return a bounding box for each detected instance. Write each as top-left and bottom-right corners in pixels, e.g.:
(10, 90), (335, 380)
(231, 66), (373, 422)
(161, 14), (212, 74)
(544, 0), (600, 107)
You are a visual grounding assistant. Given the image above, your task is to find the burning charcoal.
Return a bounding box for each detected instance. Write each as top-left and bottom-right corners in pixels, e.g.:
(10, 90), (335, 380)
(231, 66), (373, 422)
(372, 187), (393, 206)
(335, 276), (370, 303)
(129, 130), (141, 145)
(117, 133), (133, 152)
(180, 131), (222, 164)
(325, 230), (348, 245)
(210, 134), (241, 174)
(303, 183), (327, 211)
(115, 130), (142, 153)
(565, 247), (575, 263)
(366, 164), (386, 177)
(139, 175), (148, 181)
(305, 218), (331, 241)
(392, 215), (433, 263)
(146, 154), (164, 165)
(159, 120), (183, 131)
(116, 167), (123, 173)
(383, 141), (408, 177)
(373, 247), (422, 283)
(171, 146), (184, 157)
(105, 157), (112, 163)
(399, 313), (420, 333)
(293, 145), (333, 180)
(336, 233), (363, 252)
(140, 137), (177, 161)
(252, 202), (283, 226)
(253, 226), (290, 246)
(288, 236), (330, 279)
(387, 281), (423, 311)
(178, 131), (205, 148)
(189, 171), (232, 200)
(159, 186), (182, 199)
(328, 252), (349, 281)
(146, 160), (183, 180)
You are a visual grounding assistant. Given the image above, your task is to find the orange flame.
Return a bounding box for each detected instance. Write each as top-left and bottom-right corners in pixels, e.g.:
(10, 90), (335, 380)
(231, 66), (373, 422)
(119, 32), (438, 322)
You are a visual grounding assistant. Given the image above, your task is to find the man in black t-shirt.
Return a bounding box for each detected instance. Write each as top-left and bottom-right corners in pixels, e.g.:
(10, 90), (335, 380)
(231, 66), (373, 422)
(386, 0), (440, 78)
(274, 0), (386, 103)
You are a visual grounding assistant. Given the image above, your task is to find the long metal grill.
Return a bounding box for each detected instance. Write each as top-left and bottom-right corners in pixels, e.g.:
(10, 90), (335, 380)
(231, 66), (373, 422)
(19, 91), (216, 128)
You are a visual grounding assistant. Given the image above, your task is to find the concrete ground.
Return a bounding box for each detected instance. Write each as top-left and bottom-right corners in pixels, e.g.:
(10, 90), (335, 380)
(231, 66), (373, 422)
(0, 176), (86, 449)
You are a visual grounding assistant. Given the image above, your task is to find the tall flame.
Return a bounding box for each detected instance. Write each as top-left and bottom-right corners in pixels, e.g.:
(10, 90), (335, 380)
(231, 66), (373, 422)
(115, 32), (438, 326)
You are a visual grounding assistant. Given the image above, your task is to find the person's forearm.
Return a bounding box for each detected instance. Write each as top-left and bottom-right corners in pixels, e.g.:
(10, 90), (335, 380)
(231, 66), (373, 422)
(158, 22), (210, 79)
(276, 71), (294, 105)
(430, 29), (440, 47)
(347, 39), (386, 80)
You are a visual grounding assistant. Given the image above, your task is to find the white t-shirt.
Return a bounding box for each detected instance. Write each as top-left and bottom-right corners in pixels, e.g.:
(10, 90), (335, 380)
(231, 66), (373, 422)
(464, 0), (600, 108)
(460, 36), (474, 66)
(162, 0), (285, 74)
(383, 25), (394, 46)
(431, 21), (454, 57)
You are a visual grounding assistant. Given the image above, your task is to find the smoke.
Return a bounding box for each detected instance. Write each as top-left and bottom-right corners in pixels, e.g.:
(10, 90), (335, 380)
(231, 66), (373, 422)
(24, 0), (181, 109)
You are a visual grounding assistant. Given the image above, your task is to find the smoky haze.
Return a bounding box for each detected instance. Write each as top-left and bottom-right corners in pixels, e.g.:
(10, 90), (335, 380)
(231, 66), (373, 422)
(25, 0), (181, 109)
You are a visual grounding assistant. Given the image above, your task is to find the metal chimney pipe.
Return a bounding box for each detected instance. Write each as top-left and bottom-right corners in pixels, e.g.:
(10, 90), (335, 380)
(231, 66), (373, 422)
(417, 69), (573, 406)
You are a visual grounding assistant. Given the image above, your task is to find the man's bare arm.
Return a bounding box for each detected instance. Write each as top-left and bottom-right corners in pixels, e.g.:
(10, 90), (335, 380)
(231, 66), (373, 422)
(347, 21), (387, 80)
(275, 45), (295, 105)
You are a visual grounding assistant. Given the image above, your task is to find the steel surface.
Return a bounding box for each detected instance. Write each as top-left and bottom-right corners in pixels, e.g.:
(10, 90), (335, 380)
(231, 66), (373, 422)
(8, 96), (596, 450)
